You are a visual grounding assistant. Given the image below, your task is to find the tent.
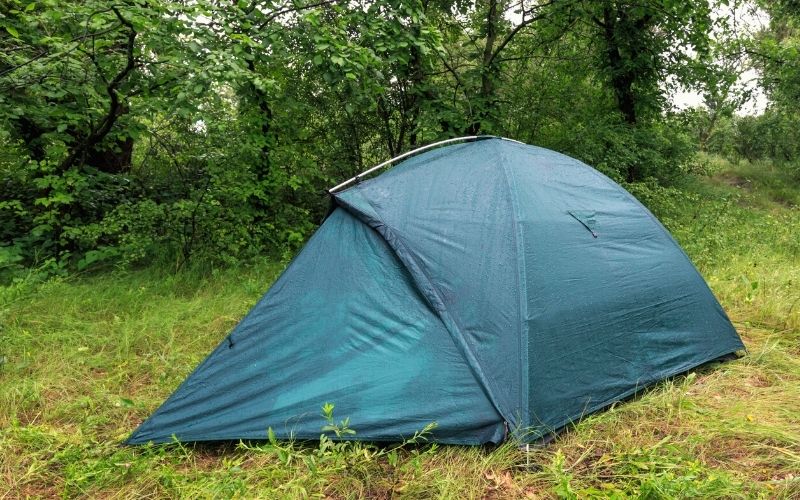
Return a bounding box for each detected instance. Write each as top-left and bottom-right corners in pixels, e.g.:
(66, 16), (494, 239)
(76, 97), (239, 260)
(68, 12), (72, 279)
(128, 136), (743, 445)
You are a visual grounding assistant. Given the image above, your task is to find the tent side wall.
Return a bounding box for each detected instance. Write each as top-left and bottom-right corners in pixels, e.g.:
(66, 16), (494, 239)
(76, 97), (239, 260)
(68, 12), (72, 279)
(127, 208), (504, 445)
(501, 144), (744, 437)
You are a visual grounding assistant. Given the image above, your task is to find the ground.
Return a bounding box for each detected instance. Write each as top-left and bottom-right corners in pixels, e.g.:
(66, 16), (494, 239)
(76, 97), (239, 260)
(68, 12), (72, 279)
(1, 156), (798, 498)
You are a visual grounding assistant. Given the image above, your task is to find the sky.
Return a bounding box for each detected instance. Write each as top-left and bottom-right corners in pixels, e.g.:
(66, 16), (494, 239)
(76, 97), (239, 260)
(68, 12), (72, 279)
(504, 1), (771, 116)
(671, 69), (768, 116)
(670, 2), (771, 116)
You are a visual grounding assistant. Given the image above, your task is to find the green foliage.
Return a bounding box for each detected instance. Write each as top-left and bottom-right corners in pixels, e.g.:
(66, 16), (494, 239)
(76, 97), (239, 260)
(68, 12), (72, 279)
(0, 0), (796, 283)
(578, 120), (698, 184)
(320, 402), (357, 438)
(732, 111), (800, 164)
(578, 0), (717, 127)
(679, 108), (800, 178)
(752, 0), (800, 108)
(0, 0), (453, 277)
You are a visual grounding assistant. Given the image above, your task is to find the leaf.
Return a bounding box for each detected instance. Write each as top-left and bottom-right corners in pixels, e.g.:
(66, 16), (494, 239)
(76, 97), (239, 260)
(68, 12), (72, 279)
(5, 26), (20, 38)
(77, 248), (116, 270)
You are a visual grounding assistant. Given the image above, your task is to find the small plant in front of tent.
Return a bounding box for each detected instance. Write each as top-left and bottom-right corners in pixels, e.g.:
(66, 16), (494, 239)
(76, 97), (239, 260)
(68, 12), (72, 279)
(240, 404), (440, 484)
(320, 402), (356, 439)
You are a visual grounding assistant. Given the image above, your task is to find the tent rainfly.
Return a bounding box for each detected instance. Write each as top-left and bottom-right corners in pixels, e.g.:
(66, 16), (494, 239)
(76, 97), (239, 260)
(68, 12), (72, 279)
(128, 136), (744, 445)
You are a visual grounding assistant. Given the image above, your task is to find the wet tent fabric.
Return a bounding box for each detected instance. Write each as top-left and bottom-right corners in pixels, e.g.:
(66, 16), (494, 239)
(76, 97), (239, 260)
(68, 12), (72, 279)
(127, 138), (744, 445)
(128, 208), (505, 444)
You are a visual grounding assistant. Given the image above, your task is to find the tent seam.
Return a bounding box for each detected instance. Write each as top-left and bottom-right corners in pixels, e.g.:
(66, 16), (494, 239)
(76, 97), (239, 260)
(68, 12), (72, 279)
(494, 140), (530, 431)
(334, 192), (513, 429)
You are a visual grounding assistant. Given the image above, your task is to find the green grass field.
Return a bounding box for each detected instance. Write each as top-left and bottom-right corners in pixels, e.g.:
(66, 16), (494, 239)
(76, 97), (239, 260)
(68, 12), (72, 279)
(2, 157), (798, 499)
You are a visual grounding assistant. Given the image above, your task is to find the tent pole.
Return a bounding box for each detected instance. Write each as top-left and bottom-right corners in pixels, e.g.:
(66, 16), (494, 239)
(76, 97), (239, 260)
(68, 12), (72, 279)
(327, 135), (524, 194)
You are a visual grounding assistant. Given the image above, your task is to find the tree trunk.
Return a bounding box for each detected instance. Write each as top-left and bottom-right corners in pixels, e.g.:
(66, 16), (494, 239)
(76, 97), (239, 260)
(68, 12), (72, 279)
(602, 5), (637, 126)
(245, 59), (274, 182)
(407, 37), (424, 148)
(85, 136), (134, 173)
(467, 0), (501, 135)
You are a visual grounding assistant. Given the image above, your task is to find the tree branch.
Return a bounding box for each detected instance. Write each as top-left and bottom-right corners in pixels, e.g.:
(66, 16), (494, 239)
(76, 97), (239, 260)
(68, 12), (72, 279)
(257, 0), (340, 29)
(487, 0), (565, 68)
(60, 6), (137, 171)
(0, 23), (123, 79)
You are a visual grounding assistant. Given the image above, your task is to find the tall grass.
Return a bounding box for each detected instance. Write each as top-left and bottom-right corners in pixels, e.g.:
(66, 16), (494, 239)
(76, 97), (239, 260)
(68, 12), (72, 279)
(1, 157), (798, 498)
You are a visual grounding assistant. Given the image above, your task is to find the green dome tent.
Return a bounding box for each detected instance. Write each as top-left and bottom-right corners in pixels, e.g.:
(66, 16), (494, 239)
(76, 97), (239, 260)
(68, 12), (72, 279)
(128, 136), (743, 445)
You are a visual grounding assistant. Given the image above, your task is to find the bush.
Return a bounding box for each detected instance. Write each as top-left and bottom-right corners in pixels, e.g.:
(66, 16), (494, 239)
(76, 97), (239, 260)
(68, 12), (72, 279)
(538, 116), (698, 184)
(0, 119), (326, 282)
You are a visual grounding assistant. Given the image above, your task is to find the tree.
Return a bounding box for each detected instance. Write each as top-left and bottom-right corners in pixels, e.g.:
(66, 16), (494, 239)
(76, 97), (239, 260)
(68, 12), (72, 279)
(751, 0), (800, 108)
(0, 1), (198, 172)
(434, 0), (578, 135)
(0, 0), (756, 276)
(580, 1), (716, 127)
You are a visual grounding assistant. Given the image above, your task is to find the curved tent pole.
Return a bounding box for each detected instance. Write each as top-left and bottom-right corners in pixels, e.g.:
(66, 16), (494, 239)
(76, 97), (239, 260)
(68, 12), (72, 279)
(328, 135), (523, 194)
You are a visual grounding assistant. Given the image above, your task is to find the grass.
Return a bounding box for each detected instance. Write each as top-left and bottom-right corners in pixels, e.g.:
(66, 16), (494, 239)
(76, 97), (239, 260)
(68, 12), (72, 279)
(1, 156), (798, 498)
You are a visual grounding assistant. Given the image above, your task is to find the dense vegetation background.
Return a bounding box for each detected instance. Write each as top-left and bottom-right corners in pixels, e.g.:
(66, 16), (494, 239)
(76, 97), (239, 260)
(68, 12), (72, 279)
(1, 0), (797, 278)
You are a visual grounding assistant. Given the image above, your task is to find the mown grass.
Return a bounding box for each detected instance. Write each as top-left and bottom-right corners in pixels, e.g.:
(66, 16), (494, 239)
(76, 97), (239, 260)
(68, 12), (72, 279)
(1, 156), (798, 498)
